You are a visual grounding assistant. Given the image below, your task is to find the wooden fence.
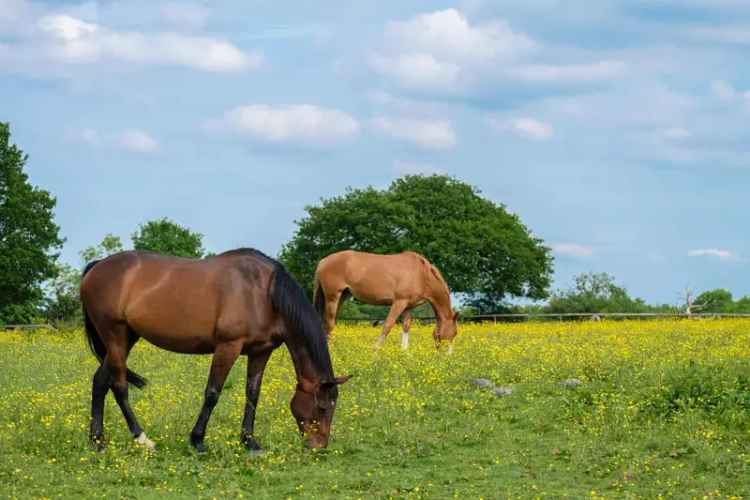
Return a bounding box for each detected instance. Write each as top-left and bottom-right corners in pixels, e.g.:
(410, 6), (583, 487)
(2, 324), (58, 331)
(339, 312), (750, 324)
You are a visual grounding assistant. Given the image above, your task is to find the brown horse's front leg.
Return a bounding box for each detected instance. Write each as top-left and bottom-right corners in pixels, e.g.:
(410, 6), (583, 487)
(190, 340), (243, 453)
(240, 348), (272, 453)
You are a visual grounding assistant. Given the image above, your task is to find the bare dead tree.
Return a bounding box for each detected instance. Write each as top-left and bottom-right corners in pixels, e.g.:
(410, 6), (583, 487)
(681, 287), (712, 317)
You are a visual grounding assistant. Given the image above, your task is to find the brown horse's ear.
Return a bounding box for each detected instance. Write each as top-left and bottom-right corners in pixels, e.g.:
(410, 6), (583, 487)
(321, 375), (352, 388)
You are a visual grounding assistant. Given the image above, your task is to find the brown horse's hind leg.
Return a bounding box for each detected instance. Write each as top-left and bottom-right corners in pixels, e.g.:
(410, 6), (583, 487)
(89, 364), (110, 450)
(190, 340), (243, 453)
(375, 300), (409, 348)
(240, 348), (272, 452)
(89, 324), (147, 450)
(105, 326), (152, 448)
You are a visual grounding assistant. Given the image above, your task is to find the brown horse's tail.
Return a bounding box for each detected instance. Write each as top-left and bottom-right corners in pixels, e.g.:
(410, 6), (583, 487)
(81, 260), (147, 389)
(313, 272), (325, 318)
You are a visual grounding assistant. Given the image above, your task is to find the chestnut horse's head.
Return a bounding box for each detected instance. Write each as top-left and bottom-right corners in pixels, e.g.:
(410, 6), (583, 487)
(290, 375), (352, 448)
(434, 310), (460, 349)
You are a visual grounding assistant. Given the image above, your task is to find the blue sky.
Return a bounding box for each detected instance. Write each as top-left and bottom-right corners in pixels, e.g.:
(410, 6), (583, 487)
(2, 0), (748, 304)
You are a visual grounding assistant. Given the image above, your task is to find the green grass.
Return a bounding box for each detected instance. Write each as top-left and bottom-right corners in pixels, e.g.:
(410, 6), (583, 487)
(1, 320), (749, 499)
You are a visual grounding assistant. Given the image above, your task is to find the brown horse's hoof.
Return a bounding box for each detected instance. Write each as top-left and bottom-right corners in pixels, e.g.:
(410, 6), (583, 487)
(190, 435), (208, 454)
(241, 434), (264, 454)
(90, 437), (106, 452)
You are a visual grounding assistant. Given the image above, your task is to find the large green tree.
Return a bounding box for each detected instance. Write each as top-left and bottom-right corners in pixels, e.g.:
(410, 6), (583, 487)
(132, 217), (204, 258)
(0, 123), (63, 324)
(280, 175), (553, 311)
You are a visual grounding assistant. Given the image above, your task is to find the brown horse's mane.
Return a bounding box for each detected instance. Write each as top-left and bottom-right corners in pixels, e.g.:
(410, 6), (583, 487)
(219, 247), (334, 378)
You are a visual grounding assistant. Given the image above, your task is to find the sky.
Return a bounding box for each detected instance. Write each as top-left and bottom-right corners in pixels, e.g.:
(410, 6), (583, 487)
(1, 0), (749, 304)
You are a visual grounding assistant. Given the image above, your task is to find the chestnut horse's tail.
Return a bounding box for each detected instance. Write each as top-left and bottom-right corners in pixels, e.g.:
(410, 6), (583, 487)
(313, 272), (325, 318)
(81, 260), (147, 389)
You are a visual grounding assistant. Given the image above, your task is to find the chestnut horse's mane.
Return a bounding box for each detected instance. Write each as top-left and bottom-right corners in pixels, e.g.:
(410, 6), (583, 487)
(220, 248), (334, 378)
(411, 252), (450, 297)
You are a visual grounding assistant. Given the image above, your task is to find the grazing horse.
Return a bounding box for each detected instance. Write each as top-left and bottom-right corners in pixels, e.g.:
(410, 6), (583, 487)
(80, 248), (350, 452)
(313, 250), (459, 351)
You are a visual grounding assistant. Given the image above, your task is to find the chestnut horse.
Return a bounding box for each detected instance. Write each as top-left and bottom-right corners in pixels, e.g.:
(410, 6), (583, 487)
(80, 248), (350, 452)
(313, 250), (459, 351)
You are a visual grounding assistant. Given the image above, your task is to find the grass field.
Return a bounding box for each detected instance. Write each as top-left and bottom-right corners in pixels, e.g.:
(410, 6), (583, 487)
(1, 319), (750, 499)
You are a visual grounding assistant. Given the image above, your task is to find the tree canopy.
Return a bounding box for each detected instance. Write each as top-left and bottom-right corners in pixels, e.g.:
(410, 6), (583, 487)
(132, 217), (204, 258)
(0, 123), (63, 324)
(545, 272), (648, 314)
(80, 233), (124, 264)
(692, 289), (750, 313)
(280, 175), (553, 311)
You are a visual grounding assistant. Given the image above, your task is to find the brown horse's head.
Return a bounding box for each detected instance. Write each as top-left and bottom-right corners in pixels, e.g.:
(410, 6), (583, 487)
(290, 375), (352, 448)
(434, 310), (460, 349)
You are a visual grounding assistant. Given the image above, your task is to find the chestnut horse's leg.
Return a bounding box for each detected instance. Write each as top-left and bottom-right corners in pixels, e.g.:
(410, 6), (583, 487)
(375, 300), (409, 348)
(401, 310), (413, 350)
(240, 348), (273, 452)
(323, 290), (343, 337)
(190, 340), (243, 453)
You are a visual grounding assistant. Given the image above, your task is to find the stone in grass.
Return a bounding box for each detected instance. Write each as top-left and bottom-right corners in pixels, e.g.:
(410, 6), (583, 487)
(560, 378), (583, 388)
(471, 378), (495, 388)
(493, 386), (513, 397)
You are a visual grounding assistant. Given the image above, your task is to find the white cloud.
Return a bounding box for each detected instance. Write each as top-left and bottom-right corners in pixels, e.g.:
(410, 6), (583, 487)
(393, 159), (444, 175)
(1, 12), (259, 74)
(371, 8), (625, 95)
(118, 129), (158, 153)
(687, 248), (735, 260)
(712, 80), (737, 101)
(493, 117), (554, 140)
(79, 127), (100, 145)
(372, 116), (457, 149)
(0, 0), (34, 32)
(370, 53), (461, 92)
(161, 3), (210, 29)
(40, 14), (258, 71)
(660, 127), (691, 141)
(208, 104), (360, 146)
(711, 80), (750, 108)
(384, 9), (535, 63)
(551, 243), (594, 257)
(690, 25), (750, 45)
(372, 8), (533, 93)
(508, 60), (626, 83)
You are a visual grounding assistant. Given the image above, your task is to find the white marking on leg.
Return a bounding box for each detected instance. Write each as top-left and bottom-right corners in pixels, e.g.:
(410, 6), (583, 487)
(135, 432), (156, 450)
(401, 330), (409, 350)
(447, 343), (454, 355)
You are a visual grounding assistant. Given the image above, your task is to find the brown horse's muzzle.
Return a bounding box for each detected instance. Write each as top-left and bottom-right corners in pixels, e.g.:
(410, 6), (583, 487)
(300, 420), (330, 449)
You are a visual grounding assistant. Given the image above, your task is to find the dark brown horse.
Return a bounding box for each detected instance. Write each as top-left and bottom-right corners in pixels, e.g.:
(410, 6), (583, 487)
(313, 250), (459, 351)
(80, 248), (350, 452)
